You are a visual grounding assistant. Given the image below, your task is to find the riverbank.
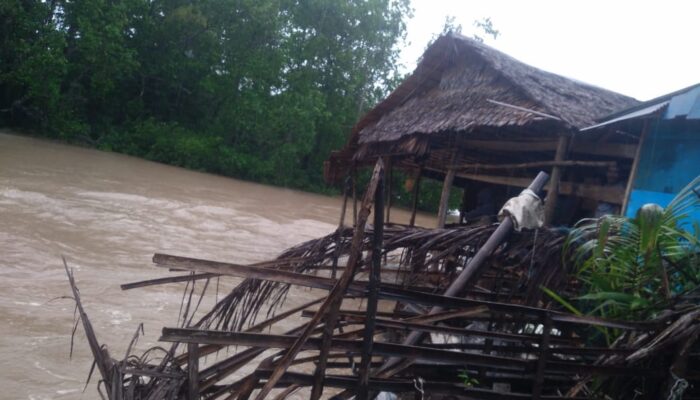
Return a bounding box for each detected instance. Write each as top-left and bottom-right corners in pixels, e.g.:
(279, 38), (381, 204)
(0, 131), (431, 399)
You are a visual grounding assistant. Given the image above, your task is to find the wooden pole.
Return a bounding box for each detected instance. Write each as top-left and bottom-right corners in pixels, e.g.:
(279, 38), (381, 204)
(621, 120), (650, 216)
(332, 176), (352, 280)
(357, 168), (384, 399)
(188, 342), (200, 400)
(338, 175), (351, 227)
(459, 183), (469, 224)
(385, 157), (393, 224)
(352, 169), (358, 226)
(409, 167), (422, 227)
(544, 135), (570, 225)
(437, 167), (456, 228)
(532, 314), (552, 399)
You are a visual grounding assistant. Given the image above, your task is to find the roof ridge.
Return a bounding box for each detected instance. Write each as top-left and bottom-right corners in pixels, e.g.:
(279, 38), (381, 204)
(449, 33), (639, 128)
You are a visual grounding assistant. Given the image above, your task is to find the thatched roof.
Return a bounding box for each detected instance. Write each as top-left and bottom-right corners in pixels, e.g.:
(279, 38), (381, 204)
(348, 33), (639, 148)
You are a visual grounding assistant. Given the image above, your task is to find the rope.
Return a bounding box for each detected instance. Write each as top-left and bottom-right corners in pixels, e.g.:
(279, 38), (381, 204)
(667, 371), (689, 400)
(413, 376), (425, 400)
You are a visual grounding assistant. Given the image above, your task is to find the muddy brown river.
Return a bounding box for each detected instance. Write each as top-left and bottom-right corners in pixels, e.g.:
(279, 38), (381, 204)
(0, 131), (432, 399)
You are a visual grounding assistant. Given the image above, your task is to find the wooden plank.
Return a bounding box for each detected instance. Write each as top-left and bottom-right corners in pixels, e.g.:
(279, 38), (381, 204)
(121, 273), (217, 290)
(451, 171), (625, 204)
(152, 254), (339, 292)
(544, 135), (570, 225)
(187, 342), (199, 400)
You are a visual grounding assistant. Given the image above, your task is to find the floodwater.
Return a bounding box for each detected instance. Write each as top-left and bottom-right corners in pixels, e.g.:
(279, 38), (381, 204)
(0, 131), (433, 399)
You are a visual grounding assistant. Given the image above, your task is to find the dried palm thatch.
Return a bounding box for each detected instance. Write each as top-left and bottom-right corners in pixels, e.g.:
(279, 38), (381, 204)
(66, 165), (700, 400)
(326, 33), (639, 179)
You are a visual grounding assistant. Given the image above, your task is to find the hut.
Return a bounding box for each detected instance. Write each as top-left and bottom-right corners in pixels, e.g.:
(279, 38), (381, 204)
(581, 83), (700, 219)
(325, 33), (640, 226)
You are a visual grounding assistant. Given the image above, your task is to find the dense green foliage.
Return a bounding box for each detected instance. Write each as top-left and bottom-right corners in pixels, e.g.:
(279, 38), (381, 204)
(548, 176), (700, 341)
(1, 0), (410, 193)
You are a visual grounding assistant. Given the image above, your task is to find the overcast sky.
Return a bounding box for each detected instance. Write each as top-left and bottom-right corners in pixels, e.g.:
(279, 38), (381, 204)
(400, 0), (700, 101)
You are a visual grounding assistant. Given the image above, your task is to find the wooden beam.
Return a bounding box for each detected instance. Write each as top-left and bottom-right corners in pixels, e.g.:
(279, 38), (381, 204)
(621, 121), (650, 215)
(451, 160), (615, 171)
(460, 139), (636, 159)
(544, 135), (570, 225)
(449, 171), (625, 204)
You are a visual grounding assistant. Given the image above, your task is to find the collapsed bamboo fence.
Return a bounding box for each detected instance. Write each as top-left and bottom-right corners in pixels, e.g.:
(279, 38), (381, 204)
(65, 160), (700, 399)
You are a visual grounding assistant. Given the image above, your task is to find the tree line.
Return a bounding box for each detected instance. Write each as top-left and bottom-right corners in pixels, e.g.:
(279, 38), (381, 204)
(1, 0), (410, 194)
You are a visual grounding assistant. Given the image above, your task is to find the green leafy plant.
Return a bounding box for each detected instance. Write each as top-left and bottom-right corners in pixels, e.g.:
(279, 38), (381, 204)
(458, 370), (479, 387)
(550, 176), (700, 328)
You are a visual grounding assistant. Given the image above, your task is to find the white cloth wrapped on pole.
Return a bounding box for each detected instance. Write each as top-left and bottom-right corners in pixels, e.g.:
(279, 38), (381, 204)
(497, 188), (544, 231)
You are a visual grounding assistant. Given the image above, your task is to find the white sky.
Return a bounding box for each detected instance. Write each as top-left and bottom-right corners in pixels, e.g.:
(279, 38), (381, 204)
(400, 0), (700, 100)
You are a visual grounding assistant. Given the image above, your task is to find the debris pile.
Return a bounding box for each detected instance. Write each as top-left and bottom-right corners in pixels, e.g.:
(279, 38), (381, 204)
(67, 162), (700, 399)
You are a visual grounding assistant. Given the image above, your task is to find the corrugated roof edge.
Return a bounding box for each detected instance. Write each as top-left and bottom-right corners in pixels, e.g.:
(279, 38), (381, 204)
(594, 82), (700, 123)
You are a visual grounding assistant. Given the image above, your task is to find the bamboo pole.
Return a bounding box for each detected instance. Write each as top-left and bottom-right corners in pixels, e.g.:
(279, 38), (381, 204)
(621, 120), (650, 216)
(544, 135), (570, 225)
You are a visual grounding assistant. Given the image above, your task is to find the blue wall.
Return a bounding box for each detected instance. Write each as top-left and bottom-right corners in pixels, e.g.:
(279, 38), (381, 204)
(626, 119), (700, 226)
